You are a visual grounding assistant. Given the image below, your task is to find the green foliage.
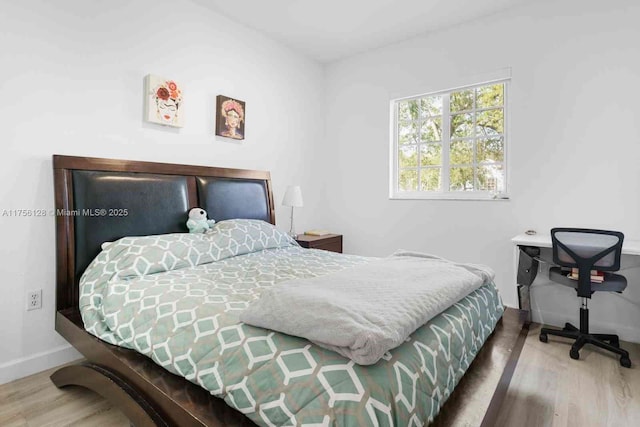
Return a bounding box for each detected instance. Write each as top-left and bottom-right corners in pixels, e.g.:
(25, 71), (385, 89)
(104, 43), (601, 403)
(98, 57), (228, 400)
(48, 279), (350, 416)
(477, 109), (503, 136)
(476, 84), (503, 108)
(450, 141), (472, 164)
(399, 146), (418, 168)
(398, 122), (419, 144)
(451, 89), (473, 112)
(420, 144), (441, 166)
(420, 96), (443, 117)
(420, 168), (440, 191)
(451, 113), (473, 138)
(477, 137), (504, 163)
(398, 100), (419, 121)
(399, 169), (418, 191)
(421, 118), (442, 142)
(449, 167), (474, 191)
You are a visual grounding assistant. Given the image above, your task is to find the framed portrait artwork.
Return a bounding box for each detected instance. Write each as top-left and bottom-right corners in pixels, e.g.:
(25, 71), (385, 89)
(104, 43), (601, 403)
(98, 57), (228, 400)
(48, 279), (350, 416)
(144, 74), (184, 128)
(215, 95), (245, 140)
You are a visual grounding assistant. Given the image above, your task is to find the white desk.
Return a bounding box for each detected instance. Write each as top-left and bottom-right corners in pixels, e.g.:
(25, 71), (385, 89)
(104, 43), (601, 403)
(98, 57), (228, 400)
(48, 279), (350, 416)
(512, 234), (640, 313)
(512, 234), (640, 255)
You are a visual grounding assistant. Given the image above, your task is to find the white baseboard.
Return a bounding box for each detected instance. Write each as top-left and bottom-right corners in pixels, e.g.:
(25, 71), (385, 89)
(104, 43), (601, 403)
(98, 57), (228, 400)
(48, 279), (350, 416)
(0, 344), (82, 385)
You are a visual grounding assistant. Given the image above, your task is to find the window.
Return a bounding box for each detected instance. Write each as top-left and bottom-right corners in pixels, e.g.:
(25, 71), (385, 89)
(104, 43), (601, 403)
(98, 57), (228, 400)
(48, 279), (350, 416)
(391, 80), (508, 199)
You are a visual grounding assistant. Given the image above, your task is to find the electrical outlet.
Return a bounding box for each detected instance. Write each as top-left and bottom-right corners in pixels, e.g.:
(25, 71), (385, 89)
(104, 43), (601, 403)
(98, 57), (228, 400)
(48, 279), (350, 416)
(27, 289), (42, 311)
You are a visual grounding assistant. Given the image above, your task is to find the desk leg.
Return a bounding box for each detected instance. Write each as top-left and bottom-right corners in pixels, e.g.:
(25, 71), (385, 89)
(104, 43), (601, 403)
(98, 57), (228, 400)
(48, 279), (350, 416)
(514, 245), (532, 324)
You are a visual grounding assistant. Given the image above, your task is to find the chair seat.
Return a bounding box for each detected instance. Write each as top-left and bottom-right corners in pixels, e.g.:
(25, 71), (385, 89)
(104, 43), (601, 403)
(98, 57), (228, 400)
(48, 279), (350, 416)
(549, 267), (627, 293)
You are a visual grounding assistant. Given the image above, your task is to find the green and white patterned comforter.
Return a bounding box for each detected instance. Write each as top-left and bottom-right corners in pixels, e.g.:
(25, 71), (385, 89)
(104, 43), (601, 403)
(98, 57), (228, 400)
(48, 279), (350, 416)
(80, 219), (504, 426)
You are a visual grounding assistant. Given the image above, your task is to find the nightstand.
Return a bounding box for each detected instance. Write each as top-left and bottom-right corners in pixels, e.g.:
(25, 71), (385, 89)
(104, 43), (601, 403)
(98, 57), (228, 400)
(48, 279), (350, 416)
(295, 234), (343, 253)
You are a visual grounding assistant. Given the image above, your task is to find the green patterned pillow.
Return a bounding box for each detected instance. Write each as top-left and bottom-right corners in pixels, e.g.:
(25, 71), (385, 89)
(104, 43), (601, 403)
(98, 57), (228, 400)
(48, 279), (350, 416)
(93, 233), (220, 280)
(209, 219), (297, 257)
(78, 220), (297, 343)
(82, 220), (296, 282)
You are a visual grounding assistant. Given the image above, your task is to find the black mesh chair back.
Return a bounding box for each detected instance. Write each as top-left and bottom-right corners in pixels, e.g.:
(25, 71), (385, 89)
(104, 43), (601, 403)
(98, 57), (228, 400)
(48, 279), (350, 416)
(552, 228), (623, 271)
(552, 228), (624, 298)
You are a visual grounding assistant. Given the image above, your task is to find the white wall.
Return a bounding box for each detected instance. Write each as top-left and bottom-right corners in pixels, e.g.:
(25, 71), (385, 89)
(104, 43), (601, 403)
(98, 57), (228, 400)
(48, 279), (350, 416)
(322, 0), (640, 340)
(0, 0), (325, 383)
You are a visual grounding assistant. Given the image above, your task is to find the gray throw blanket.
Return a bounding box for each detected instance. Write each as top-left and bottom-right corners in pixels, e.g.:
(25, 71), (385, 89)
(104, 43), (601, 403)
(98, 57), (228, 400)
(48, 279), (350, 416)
(240, 251), (495, 365)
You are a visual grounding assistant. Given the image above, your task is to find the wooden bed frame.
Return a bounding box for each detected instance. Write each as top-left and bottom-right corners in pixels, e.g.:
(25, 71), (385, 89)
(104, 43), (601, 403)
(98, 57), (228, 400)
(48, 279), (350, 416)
(51, 155), (526, 427)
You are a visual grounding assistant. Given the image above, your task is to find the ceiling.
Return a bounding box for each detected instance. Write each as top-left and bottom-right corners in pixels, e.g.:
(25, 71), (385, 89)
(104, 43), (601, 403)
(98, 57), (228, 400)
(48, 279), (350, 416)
(201, 0), (529, 63)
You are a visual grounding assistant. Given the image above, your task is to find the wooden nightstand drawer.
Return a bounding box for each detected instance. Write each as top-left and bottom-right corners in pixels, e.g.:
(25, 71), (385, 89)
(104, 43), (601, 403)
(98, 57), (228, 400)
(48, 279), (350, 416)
(295, 234), (343, 253)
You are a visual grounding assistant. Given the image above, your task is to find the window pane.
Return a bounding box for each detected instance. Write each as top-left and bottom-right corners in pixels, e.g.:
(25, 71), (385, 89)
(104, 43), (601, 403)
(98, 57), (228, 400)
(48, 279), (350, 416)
(477, 137), (504, 163)
(399, 146), (418, 168)
(399, 169), (418, 191)
(420, 117), (442, 142)
(477, 164), (505, 192)
(476, 84), (504, 109)
(450, 167), (474, 191)
(398, 121), (419, 144)
(420, 96), (443, 117)
(451, 113), (473, 138)
(476, 108), (503, 136)
(450, 89), (473, 112)
(450, 140), (473, 165)
(398, 100), (419, 121)
(420, 143), (441, 166)
(420, 169), (441, 191)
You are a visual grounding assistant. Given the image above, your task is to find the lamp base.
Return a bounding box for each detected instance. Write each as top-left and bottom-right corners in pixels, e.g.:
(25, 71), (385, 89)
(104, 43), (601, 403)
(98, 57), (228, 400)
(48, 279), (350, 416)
(288, 206), (297, 240)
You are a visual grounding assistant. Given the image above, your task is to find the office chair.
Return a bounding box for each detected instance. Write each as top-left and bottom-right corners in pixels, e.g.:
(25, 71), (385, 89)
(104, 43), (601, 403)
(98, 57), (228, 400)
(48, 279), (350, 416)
(539, 228), (631, 368)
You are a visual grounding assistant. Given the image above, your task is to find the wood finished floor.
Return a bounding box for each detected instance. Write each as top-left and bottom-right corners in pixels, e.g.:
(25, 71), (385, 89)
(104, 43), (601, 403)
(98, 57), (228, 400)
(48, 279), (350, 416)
(0, 363), (129, 427)
(495, 323), (640, 427)
(1, 322), (638, 426)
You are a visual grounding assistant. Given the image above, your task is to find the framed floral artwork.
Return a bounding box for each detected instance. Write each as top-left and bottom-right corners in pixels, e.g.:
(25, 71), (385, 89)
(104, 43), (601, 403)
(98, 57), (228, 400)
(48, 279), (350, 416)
(145, 74), (184, 127)
(215, 95), (245, 140)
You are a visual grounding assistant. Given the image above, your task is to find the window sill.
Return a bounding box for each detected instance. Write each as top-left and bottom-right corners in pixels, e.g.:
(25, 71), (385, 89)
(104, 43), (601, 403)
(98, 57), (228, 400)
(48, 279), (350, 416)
(390, 192), (510, 201)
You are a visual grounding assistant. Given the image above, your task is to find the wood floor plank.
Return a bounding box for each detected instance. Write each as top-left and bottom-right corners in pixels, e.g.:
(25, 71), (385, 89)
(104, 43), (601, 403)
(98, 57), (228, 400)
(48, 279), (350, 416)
(495, 323), (640, 427)
(0, 365), (129, 427)
(0, 401), (28, 427)
(24, 390), (128, 427)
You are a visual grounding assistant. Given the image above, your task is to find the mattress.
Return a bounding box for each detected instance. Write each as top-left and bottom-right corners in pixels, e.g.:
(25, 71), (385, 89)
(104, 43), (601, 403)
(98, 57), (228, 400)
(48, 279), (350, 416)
(80, 223), (504, 426)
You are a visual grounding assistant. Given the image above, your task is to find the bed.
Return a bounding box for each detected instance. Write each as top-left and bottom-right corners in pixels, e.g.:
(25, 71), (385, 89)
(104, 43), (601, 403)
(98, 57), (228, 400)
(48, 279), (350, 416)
(51, 155), (510, 427)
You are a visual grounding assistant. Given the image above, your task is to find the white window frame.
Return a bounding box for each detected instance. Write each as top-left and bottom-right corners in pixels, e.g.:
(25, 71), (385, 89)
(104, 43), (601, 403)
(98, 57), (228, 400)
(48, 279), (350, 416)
(389, 78), (510, 201)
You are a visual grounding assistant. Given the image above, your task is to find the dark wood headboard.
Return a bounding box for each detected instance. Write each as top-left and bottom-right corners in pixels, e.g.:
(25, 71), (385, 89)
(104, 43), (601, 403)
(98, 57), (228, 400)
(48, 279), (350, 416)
(53, 155), (275, 313)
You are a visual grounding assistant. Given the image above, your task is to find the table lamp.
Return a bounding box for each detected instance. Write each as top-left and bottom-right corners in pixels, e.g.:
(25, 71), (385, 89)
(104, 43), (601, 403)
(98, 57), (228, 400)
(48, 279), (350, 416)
(282, 185), (303, 238)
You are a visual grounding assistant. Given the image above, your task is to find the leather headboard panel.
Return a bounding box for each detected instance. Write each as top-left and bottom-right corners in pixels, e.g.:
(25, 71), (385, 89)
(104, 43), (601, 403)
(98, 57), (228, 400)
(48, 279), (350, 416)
(72, 171), (189, 280)
(196, 177), (270, 223)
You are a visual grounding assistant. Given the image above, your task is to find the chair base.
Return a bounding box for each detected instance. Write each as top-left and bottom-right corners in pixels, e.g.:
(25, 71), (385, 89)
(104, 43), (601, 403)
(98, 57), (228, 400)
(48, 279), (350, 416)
(540, 322), (631, 368)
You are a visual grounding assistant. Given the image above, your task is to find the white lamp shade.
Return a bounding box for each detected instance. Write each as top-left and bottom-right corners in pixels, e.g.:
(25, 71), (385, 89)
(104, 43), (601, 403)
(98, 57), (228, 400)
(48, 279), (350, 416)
(282, 185), (303, 207)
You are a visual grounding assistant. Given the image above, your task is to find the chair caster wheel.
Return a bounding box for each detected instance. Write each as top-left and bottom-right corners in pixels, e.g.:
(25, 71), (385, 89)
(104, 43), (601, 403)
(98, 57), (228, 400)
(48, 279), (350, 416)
(570, 348), (580, 360)
(539, 334), (548, 343)
(621, 357), (631, 368)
